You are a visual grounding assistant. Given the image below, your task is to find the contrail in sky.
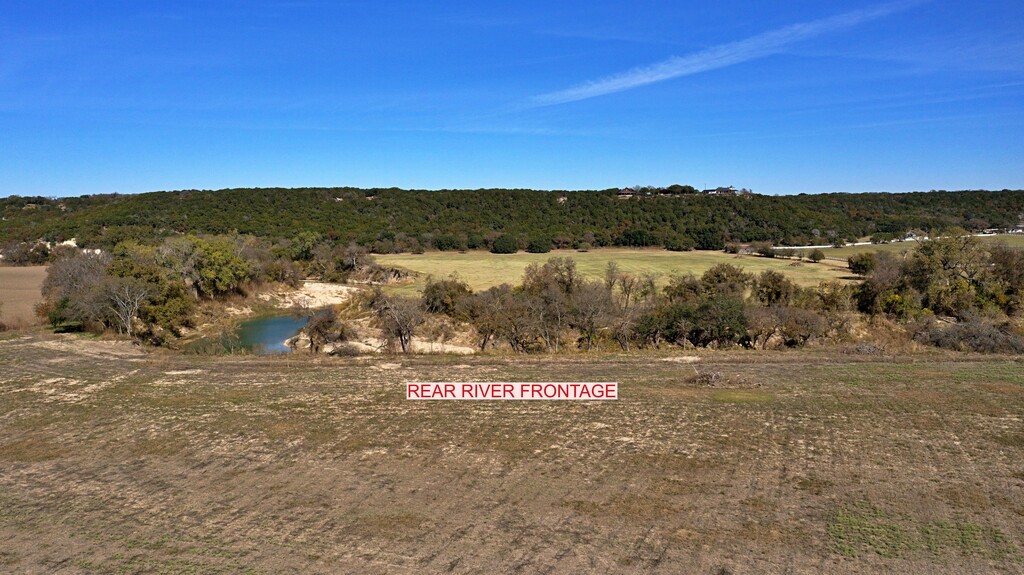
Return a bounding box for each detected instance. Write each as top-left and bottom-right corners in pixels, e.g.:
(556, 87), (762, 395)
(532, 0), (926, 106)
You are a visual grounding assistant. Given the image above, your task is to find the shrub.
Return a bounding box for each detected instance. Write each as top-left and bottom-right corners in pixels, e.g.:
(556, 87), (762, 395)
(687, 370), (723, 386)
(692, 227), (726, 251)
(777, 307), (828, 346)
(688, 297), (748, 347)
(0, 241), (50, 265)
(328, 343), (362, 357)
(808, 249), (825, 263)
(490, 234), (519, 254)
(701, 264), (752, 298)
(263, 259), (302, 286)
(660, 296), (747, 348)
(848, 252), (877, 276)
(913, 318), (1024, 354)
(466, 233), (486, 250)
(433, 234), (460, 251)
(616, 228), (656, 247)
(421, 275), (472, 316)
(753, 270), (797, 305)
(753, 242), (776, 258)
(844, 342), (886, 356)
(526, 237), (552, 253)
(665, 236), (695, 252)
(881, 292), (920, 321)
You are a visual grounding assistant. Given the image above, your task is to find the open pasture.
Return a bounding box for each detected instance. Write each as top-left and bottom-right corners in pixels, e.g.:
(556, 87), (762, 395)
(377, 249), (851, 294)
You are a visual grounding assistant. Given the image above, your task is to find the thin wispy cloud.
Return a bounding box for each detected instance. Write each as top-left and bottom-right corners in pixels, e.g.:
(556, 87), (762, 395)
(532, 0), (926, 106)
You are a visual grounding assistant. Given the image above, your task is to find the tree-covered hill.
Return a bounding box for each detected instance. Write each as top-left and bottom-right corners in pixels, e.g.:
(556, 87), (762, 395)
(2, 187), (1023, 251)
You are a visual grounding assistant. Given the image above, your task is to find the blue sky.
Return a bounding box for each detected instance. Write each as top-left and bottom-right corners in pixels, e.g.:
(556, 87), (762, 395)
(2, 0), (1022, 196)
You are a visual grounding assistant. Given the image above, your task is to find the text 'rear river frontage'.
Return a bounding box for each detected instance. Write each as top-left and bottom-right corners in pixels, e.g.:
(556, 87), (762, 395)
(406, 382), (618, 400)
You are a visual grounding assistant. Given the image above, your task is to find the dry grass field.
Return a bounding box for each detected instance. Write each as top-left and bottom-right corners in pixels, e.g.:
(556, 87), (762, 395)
(1, 331), (1022, 573)
(377, 249), (852, 295)
(0, 266), (46, 327)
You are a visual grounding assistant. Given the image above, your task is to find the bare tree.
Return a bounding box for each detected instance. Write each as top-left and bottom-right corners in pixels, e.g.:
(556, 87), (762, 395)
(305, 307), (340, 354)
(569, 280), (613, 350)
(104, 277), (151, 337)
(526, 284), (568, 352)
(42, 251), (111, 302)
(498, 292), (540, 353)
(609, 300), (644, 351)
(463, 286), (509, 351)
(342, 243), (370, 271)
(370, 289), (424, 353)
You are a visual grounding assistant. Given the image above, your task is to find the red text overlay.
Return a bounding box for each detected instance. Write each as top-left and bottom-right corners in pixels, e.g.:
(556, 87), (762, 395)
(406, 382), (618, 400)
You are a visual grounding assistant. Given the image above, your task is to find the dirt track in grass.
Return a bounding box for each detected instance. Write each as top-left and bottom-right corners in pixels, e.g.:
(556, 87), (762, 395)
(1, 331), (1022, 573)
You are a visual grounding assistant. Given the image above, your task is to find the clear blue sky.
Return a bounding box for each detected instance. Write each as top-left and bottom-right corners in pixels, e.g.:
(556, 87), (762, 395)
(2, 0), (1022, 196)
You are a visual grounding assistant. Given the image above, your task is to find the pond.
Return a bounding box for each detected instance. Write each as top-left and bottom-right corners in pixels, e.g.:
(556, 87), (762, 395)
(236, 313), (309, 354)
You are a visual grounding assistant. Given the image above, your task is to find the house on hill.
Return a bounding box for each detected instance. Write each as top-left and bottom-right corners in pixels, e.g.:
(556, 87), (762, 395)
(702, 186), (737, 195)
(617, 188), (635, 199)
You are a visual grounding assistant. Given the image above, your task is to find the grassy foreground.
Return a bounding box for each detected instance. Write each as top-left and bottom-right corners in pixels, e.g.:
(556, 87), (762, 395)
(1, 331), (1022, 573)
(377, 248), (852, 294)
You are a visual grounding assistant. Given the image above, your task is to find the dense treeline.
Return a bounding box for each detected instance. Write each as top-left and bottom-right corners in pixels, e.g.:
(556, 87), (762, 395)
(3, 187), (1023, 253)
(29, 228), (1024, 353)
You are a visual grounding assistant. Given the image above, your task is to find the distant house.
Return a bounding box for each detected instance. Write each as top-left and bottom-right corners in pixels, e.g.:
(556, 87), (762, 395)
(702, 186), (738, 195)
(1012, 223), (1024, 234)
(617, 188), (635, 199)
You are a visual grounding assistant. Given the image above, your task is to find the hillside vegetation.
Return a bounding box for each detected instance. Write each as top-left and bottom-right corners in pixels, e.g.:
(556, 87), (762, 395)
(3, 187), (1023, 252)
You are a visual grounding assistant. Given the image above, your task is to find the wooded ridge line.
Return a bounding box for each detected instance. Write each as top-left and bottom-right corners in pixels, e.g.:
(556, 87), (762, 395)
(3, 187), (1023, 251)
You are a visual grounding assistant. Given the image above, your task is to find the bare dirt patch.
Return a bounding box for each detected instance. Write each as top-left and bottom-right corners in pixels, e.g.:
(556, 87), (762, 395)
(0, 266), (46, 325)
(258, 280), (359, 309)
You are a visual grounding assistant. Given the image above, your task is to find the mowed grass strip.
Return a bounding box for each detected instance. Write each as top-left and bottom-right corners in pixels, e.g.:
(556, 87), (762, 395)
(376, 248), (851, 294)
(820, 234), (1024, 258)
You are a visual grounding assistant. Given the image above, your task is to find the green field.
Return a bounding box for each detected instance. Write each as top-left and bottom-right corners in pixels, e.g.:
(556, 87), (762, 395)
(377, 248), (852, 294)
(820, 234), (1024, 258)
